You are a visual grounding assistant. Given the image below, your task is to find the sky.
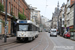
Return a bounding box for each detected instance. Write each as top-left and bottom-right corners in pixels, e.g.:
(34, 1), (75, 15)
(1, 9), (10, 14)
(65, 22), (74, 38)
(25, 0), (67, 20)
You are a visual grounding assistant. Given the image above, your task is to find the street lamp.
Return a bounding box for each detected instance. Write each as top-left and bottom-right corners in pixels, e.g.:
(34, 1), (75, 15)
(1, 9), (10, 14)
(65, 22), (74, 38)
(4, 0), (7, 42)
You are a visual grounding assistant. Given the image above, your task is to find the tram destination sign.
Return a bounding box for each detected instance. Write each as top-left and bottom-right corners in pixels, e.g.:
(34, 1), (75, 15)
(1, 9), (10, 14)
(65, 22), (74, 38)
(19, 21), (27, 23)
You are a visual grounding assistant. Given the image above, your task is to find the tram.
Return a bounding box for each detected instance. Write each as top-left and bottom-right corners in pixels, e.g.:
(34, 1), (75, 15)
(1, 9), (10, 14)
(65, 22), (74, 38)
(16, 20), (39, 41)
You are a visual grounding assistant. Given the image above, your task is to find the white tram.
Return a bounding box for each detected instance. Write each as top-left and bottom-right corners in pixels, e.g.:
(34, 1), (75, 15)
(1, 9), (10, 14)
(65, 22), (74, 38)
(16, 20), (39, 41)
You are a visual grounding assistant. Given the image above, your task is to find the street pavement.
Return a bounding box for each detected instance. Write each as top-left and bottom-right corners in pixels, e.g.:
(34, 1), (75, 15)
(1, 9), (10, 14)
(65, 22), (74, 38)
(0, 32), (75, 50)
(0, 32), (54, 50)
(0, 37), (16, 46)
(47, 32), (75, 50)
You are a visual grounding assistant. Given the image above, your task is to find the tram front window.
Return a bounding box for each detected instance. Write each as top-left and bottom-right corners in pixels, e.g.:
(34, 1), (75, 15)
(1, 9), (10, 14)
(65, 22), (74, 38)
(19, 25), (29, 31)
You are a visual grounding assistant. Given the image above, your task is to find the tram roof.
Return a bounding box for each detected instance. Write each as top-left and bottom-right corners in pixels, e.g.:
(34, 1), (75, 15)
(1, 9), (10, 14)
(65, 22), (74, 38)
(17, 20), (39, 27)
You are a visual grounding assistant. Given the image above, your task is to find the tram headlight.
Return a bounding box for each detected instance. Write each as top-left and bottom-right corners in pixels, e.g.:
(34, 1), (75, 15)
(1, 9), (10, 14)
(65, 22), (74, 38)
(22, 33), (24, 35)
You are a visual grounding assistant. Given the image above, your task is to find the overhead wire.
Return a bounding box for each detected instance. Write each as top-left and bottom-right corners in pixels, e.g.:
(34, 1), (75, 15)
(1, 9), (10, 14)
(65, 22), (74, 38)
(44, 0), (48, 17)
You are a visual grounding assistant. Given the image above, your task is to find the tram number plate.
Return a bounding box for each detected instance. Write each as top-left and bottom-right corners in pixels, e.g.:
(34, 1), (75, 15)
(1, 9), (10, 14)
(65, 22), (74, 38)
(21, 36), (24, 38)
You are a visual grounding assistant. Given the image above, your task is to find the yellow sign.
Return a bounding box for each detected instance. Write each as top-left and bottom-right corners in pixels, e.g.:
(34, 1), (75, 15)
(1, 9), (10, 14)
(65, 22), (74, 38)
(32, 19), (34, 22)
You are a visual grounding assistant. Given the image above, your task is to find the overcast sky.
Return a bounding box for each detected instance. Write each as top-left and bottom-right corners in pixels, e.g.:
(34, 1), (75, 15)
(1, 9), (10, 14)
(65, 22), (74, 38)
(25, 0), (67, 20)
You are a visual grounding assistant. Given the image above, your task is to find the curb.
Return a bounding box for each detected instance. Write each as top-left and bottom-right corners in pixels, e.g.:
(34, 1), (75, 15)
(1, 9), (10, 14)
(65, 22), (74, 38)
(0, 37), (16, 46)
(58, 35), (75, 41)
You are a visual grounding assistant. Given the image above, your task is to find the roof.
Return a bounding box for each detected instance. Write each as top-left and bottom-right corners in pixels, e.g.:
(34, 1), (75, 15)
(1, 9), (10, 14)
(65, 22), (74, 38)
(48, 20), (52, 22)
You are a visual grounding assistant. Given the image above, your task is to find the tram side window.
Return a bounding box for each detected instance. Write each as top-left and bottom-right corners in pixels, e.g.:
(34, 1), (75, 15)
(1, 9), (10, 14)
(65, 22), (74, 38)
(37, 27), (39, 31)
(36, 27), (38, 31)
(32, 25), (35, 31)
(28, 24), (32, 31)
(32, 25), (36, 31)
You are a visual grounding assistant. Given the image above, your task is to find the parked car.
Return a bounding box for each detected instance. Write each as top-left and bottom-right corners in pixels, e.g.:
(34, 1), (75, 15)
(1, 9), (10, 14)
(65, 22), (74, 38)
(63, 32), (70, 38)
(50, 29), (57, 37)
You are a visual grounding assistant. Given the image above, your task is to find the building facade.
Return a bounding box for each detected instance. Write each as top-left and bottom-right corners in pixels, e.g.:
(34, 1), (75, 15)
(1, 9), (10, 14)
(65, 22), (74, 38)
(29, 6), (37, 24)
(58, 0), (75, 36)
(0, 0), (30, 36)
(65, 0), (75, 30)
(34, 10), (40, 26)
(58, 3), (66, 35)
(52, 2), (60, 29)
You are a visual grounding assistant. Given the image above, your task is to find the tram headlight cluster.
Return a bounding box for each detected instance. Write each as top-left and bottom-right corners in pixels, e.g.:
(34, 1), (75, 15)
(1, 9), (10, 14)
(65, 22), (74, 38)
(22, 33), (24, 35)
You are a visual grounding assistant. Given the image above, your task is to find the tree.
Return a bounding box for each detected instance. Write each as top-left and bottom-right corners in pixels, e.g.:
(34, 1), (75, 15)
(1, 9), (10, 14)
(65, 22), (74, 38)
(0, 3), (4, 12)
(18, 8), (26, 20)
(18, 12), (26, 20)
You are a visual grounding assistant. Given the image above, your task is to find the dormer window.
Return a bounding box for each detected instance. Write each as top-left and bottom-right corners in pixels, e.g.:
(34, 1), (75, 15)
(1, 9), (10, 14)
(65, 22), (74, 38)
(2, 0), (4, 5)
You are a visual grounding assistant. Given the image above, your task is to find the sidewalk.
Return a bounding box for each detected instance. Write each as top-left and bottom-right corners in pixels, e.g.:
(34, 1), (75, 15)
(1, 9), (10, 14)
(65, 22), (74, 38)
(0, 37), (16, 46)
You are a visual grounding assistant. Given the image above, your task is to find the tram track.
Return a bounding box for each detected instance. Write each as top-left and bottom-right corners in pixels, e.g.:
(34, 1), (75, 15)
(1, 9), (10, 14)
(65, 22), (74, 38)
(4, 43), (24, 50)
(31, 36), (49, 50)
(0, 32), (52, 50)
(43, 38), (49, 50)
(31, 36), (43, 50)
(0, 41), (28, 50)
(0, 41), (16, 47)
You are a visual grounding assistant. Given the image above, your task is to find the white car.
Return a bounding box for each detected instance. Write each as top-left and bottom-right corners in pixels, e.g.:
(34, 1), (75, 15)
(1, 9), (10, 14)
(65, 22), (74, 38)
(50, 29), (57, 37)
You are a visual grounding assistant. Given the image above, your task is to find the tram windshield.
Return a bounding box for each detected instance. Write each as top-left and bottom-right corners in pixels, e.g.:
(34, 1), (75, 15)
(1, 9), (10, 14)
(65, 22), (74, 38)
(19, 25), (29, 31)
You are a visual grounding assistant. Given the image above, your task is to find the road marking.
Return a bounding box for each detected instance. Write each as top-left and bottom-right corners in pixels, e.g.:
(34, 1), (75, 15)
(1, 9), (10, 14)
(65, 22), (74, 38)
(50, 38), (56, 50)
(46, 33), (57, 50)
(31, 36), (43, 50)
(43, 38), (49, 50)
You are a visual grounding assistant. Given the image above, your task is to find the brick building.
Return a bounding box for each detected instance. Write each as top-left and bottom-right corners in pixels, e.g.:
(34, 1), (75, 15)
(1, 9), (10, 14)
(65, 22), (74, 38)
(0, 0), (30, 36)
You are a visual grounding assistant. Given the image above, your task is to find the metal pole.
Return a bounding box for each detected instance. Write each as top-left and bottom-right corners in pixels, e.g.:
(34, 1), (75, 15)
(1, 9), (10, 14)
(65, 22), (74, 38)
(58, 14), (59, 34)
(4, 0), (7, 42)
(74, 3), (75, 29)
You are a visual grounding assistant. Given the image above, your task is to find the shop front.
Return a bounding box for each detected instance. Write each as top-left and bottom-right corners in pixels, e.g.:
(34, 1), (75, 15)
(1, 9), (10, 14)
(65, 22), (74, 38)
(0, 12), (11, 38)
(69, 26), (73, 29)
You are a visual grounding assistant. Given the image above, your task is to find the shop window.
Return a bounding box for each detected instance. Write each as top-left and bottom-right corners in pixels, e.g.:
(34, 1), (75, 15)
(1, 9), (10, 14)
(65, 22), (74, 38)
(7, 21), (9, 33)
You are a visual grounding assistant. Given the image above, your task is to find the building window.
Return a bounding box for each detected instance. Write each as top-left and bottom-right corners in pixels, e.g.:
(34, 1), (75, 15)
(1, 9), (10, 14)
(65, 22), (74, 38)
(63, 14), (65, 18)
(35, 14), (37, 16)
(17, 9), (18, 17)
(67, 20), (69, 25)
(9, 2), (10, 13)
(63, 21), (64, 25)
(36, 11), (38, 13)
(19, 0), (20, 5)
(14, 6), (15, 15)
(11, 4), (12, 9)
(16, 8), (17, 17)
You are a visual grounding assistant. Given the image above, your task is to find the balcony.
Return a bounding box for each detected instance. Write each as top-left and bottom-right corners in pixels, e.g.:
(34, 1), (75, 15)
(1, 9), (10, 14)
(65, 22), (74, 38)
(67, 0), (70, 7)
(66, 17), (70, 20)
(66, 8), (70, 14)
